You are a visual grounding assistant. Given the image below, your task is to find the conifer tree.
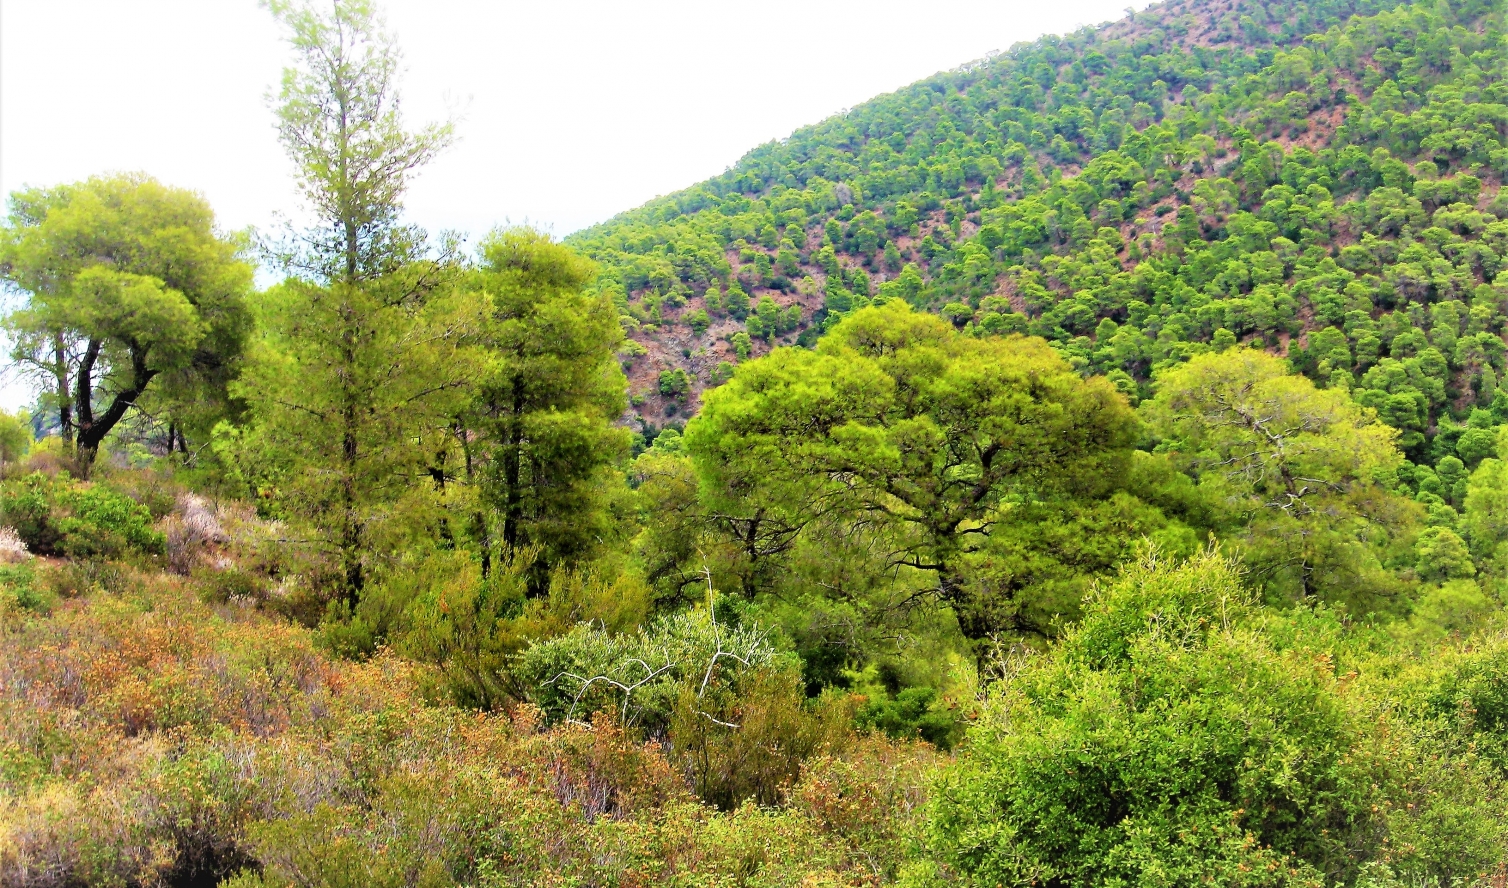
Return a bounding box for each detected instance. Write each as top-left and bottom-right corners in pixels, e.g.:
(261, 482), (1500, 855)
(231, 0), (477, 601)
(461, 229), (629, 590)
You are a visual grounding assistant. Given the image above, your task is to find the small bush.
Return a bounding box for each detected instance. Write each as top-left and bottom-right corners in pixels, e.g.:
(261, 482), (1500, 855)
(93, 464), (180, 519)
(393, 550), (531, 707)
(788, 734), (940, 880)
(194, 564), (268, 606)
(386, 551), (654, 706)
(519, 606), (778, 732)
(855, 686), (962, 749)
(0, 472), (164, 559)
(41, 558), (134, 598)
(0, 562), (53, 615)
(670, 665), (855, 810)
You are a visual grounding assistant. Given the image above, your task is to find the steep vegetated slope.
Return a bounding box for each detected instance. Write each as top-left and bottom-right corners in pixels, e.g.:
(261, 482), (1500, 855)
(571, 0), (1506, 464)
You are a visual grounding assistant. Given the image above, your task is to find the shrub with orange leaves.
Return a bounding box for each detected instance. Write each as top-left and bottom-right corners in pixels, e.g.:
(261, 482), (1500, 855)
(0, 562), (937, 888)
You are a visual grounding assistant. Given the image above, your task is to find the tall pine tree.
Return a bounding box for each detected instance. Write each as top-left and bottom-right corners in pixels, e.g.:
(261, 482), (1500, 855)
(230, 0), (479, 601)
(460, 229), (629, 590)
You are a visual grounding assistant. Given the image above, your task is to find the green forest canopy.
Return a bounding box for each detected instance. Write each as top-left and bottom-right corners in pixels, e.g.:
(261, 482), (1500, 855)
(3, 0), (1508, 885)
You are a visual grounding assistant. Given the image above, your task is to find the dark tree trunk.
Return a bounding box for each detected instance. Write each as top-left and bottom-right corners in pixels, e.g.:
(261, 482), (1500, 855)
(340, 372), (362, 602)
(53, 333), (73, 450)
(429, 444), (453, 546)
(74, 343), (157, 479)
(502, 383), (524, 553)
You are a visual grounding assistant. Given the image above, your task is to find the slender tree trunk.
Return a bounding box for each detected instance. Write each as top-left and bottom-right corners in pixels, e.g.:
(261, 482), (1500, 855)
(53, 333), (73, 451)
(502, 383), (524, 552)
(332, 87), (367, 604)
(339, 301), (363, 604)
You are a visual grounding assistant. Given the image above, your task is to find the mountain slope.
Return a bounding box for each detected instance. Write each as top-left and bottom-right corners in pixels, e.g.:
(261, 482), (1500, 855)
(567, 0), (1506, 464)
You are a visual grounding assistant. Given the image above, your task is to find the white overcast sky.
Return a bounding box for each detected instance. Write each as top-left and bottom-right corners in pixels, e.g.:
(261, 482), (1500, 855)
(0, 0), (1153, 410)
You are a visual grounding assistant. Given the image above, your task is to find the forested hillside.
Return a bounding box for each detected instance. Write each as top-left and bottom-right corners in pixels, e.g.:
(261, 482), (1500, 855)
(574, 0), (1508, 454)
(5, 0), (1508, 885)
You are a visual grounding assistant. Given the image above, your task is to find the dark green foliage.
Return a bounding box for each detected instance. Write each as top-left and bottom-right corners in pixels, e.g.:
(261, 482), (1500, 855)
(0, 563), (51, 615)
(657, 367), (691, 400)
(463, 229), (630, 584)
(568, 0), (1508, 462)
(856, 686), (961, 750)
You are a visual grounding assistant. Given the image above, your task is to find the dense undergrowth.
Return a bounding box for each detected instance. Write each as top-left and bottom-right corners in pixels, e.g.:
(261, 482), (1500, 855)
(0, 474), (936, 887)
(7, 0), (1508, 884)
(0, 461), (1506, 886)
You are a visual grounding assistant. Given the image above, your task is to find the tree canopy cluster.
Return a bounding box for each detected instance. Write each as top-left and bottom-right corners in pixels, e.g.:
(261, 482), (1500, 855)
(4, 0), (1508, 885)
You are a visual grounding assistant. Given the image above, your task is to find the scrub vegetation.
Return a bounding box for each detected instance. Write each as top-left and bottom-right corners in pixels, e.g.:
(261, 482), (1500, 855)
(4, 0), (1508, 884)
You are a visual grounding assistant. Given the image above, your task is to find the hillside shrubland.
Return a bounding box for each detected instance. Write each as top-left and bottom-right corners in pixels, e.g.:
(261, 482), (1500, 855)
(4, 0), (1508, 884)
(0, 474), (1505, 885)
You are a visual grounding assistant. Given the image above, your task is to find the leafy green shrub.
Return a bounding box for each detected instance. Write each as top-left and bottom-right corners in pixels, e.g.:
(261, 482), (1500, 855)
(93, 464), (180, 519)
(376, 550), (654, 704)
(193, 565), (267, 606)
(927, 550), (1508, 887)
(0, 474), (61, 554)
(517, 604), (854, 810)
(0, 472), (163, 559)
(0, 562), (52, 615)
(1422, 634), (1508, 775)
(657, 367), (692, 400)
(40, 557), (134, 598)
(230, 770), (495, 888)
(518, 606), (778, 732)
(668, 664), (854, 810)
(392, 550), (533, 707)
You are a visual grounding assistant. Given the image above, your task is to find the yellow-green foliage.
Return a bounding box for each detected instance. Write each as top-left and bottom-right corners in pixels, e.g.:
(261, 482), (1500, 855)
(0, 472), (164, 559)
(927, 550), (1508, 888)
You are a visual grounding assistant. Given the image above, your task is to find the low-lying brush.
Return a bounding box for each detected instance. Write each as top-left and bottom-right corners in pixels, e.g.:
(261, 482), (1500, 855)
(0, 567), (935, 888)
